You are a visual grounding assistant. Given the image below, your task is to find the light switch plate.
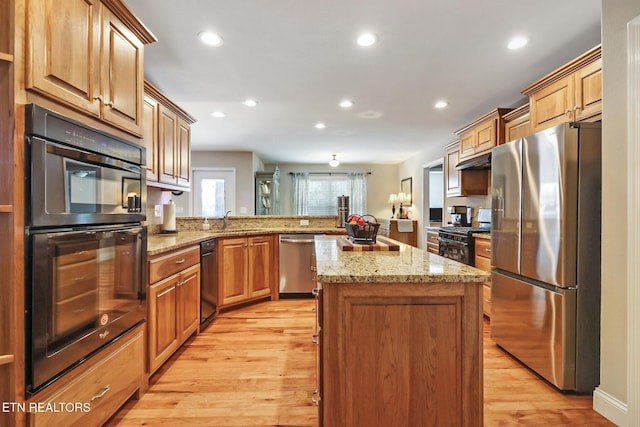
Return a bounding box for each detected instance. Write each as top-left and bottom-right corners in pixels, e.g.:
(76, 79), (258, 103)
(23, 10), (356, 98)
(300, 219), (310, 226)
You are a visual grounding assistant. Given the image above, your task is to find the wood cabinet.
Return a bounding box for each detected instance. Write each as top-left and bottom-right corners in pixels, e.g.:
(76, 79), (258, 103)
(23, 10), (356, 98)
(426, 227), (440, 254)
(504, 104), (531, 142)
(444, 140), (489, 197)
(456, 108), (512, 161)
(318, 280), (482, 425)
(0, 0), (16, 421)
(143, 81), (196, 191)
(474, 237), (492, 317)
(28, 327), (144, 427)
(25, 0), (156, 136)
(380, 220), (418, 247)
(148, 245), (200, 374)
(219, 235), (276, 309)
(523, 46), (601, 132)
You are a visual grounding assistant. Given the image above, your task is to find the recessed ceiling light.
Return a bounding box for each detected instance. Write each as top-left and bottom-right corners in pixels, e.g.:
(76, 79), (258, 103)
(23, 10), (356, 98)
(358, 110), (383, 119)
(357, 33), (378, 47)
(243, 99), (258, 107)
(507, 36), (528, 50)
(211, 111), (225, 118)
(315, 122), (327, 129)
(435, 100), (448, 109)
(199, 31), (224, 47)
(339, 100), (354, 108)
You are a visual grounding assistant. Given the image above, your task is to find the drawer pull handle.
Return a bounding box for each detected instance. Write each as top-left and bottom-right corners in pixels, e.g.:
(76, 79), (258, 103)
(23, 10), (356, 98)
(156, 286), (175, 298)
(311, 390), (321, 405)
(91, 384), (110, 401)
(175, 259), (186, 264)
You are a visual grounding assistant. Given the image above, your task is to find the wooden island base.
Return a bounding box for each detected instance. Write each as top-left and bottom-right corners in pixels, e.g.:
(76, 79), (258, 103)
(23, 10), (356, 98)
(319, 280), (482, 426)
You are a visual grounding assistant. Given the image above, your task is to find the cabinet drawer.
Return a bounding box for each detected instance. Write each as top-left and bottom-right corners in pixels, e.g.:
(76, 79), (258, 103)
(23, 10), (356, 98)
(475, 256), (491, 272)
(29, 328), (143, 427)
(426, 231), (439, 245)
(149, 245), (200, 283)
(474, 238), (491, 258)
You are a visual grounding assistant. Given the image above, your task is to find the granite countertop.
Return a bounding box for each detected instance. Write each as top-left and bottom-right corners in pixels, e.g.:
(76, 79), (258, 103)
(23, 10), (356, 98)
(314, 235), (489, 284)
(147, 227), (344, 256)
(472, 233), (491, 240)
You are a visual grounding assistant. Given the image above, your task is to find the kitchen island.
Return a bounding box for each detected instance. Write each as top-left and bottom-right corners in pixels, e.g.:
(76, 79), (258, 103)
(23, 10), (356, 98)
(313, 235), (489, 426)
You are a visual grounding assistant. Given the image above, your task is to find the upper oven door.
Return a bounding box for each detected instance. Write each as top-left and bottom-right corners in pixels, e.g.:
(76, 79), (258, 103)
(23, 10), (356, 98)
(27, 136), (146, 227)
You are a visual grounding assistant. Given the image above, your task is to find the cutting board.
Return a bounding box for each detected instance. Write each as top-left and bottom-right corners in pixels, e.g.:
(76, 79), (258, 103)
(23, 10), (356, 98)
(337, 236), (400, 251)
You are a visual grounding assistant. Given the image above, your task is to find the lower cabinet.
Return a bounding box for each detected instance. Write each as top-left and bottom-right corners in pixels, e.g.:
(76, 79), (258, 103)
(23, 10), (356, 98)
(219, 235), (276, 309)
(28, 326), (144, 427)
(474, 238), (492, 317)
(317, 281), (483, 425)
(426, 227), (440, 254)
(148, 246), (200, 374)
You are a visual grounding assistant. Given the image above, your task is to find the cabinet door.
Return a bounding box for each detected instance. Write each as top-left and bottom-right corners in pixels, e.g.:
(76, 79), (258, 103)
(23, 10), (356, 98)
(574, 59), (602, 121)
(177, 117), (191, 188)
(475, 119), (496, 153)
(158, 105), (178, 185)
(445, 144), (461, 197)
(248, 236), (273, 298)
(26, 0), (101, 116)
(458, 131), (475, 159)
(100, 6), (144, 135)
(530, 74), (574, 131)
(177, 264), (200, 343)
(505, 113), (531, 143)
(219, 238), (248, 306)
(148, 275), (179, 373)
(142, 95), (159, 182)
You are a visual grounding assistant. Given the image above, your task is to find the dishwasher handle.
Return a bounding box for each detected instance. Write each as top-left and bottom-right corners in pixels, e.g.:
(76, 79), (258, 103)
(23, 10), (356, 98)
(280, 238), (316, 244)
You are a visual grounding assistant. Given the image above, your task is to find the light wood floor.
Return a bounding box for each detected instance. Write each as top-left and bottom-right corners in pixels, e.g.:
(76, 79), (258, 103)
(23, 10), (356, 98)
(108, 299), (614, 426)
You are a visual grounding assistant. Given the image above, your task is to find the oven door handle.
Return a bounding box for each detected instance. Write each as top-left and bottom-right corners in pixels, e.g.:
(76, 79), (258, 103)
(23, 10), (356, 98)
(437, 237), (469, 247)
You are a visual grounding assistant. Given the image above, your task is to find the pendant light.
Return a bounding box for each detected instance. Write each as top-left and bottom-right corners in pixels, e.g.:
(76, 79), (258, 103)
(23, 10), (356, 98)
(329, 154), (340, 167)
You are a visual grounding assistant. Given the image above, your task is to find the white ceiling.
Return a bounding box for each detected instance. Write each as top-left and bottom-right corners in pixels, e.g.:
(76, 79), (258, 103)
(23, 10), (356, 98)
(126, 0), (601, 165)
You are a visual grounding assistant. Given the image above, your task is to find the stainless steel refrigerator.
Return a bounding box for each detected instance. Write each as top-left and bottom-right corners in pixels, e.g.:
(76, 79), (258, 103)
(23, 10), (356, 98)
(490, 122), (601, 392)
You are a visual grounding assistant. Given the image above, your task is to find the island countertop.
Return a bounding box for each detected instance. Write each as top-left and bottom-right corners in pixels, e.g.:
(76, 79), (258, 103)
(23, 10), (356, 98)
(314, 235), (490, 284)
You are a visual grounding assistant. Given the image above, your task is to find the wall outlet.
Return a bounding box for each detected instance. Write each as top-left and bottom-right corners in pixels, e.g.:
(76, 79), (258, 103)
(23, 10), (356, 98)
(299, 219), (310, 226)
(154, 205), (162, 217)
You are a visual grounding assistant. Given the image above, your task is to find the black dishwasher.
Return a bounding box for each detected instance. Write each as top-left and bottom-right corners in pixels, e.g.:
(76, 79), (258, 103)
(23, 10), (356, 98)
(200, 239), (218, 331)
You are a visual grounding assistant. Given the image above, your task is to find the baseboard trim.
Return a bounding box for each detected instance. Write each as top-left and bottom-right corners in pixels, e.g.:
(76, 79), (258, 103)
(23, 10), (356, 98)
(594, 387), (628, 426)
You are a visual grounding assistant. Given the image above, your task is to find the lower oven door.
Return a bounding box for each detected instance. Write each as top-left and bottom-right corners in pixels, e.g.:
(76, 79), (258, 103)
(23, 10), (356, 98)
(438, 236), (471, 265)
(26, 224), (146, 394)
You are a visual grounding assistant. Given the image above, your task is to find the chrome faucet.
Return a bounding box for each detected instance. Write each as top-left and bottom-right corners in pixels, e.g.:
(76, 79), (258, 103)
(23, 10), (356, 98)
(223, 210), (232, 229)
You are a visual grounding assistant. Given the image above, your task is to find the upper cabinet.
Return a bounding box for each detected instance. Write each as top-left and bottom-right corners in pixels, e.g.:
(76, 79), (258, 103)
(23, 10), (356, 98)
(143, 81), (197, 191)
(522, 45), (601, 132)
(503, 104), (531, 143)
(455, 108), (513, 161)
(444, 140), (489, 198)
(25, 0), (156, 136)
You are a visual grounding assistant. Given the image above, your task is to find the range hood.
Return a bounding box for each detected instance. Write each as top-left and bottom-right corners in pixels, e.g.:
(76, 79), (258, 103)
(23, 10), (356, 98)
(455, 152), (491, 170)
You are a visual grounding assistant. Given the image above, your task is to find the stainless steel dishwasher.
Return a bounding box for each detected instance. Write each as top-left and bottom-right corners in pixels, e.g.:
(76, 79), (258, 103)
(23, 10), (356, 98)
(200, 239), (218, 331)
(279, 234), (321, 297)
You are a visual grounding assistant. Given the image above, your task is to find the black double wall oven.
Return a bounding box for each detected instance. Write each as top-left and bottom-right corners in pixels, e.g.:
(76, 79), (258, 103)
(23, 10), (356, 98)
(24, 105), (147, 395)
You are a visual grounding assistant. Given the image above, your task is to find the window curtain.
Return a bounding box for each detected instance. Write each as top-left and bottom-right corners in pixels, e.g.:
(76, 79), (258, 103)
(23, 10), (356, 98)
(349, 172), (367, 215)
(291, 172), (309, 215)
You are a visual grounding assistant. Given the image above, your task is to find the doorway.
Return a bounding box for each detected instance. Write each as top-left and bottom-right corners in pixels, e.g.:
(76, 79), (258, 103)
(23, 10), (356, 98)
(422, 160), (444, 247)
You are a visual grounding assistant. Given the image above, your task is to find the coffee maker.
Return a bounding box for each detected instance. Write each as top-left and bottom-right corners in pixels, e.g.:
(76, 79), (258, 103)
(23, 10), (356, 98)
(336, 195), (349, 228)
(448, 205), (472, 227)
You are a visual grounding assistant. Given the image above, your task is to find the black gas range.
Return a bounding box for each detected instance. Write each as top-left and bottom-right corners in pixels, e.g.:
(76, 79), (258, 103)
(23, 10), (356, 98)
(438, 226), (490, 266)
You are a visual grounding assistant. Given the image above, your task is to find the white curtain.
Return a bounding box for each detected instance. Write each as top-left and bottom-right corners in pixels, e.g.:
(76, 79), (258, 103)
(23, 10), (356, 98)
(349, 172), (367, 216)
(291, 172), (309, 215)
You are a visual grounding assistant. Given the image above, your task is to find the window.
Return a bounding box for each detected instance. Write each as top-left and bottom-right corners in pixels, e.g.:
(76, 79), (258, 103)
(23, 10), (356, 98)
(292, 172), (367, 215)
(192, 169), (236, 217)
